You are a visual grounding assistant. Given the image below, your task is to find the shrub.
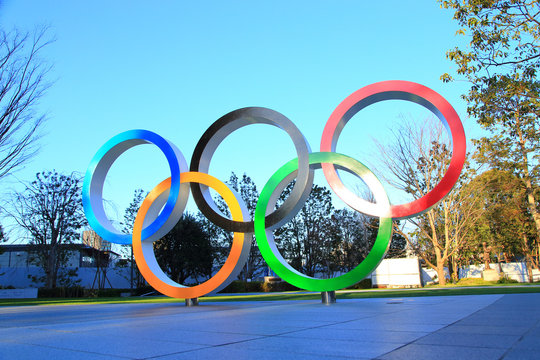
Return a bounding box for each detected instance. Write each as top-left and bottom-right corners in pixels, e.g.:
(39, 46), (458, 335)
(132, 285), (156, 296)
(261, 281), (300, 292)
(346, 278), (373, 289)
(218, 280), (300, 293)
(497, 276), (518, 284)
(219, 280), (262, 293)
(96, 288), (125, 297)
(245, 281), (264, 292)
(38, 286), (85, 298)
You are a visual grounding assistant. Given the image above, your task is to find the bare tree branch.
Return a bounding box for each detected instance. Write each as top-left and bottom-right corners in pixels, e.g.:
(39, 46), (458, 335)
(0, 27), (53, 179)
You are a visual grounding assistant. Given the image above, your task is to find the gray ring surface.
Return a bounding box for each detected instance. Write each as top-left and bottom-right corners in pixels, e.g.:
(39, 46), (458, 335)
(190, 107), (314, 233)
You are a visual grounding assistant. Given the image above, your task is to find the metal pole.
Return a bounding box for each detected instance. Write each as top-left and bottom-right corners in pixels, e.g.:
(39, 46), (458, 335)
(321, 291), (336, 305)
(185, 298), (199, 306)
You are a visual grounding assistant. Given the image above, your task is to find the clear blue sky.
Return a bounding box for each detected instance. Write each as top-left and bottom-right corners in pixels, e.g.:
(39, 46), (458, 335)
(0, 1), (477, 235)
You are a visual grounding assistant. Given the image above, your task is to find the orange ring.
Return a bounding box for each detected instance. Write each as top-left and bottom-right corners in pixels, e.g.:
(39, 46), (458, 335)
(132, 172), (249, 299)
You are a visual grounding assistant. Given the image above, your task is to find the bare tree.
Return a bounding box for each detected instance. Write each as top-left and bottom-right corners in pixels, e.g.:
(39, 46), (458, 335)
(377, 120), (483, 285)
(4, 171), (86, 288)
(0, 27), (53, 179)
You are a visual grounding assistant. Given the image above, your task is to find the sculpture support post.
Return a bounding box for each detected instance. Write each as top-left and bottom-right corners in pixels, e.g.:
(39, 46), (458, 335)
(185, 298), (199, 306)
(321, 291), (336, 305)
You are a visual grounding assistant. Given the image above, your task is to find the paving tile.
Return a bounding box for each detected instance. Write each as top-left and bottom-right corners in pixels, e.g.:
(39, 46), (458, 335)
(512, 335), (540, 350)
(0, 326), (70, 341)
(14, 331), (207, 359)
(502, 348), (540, 360)
(2, 293), (539, 360)
(178, 321), (310, 336)
(456, 316), (539, 327)
(435, 324), (530, 336)
(77, 326), (265, 346)
(152, 346), (368, 360)
(0, 341), (128, 360)
(279, 327), (428, 344)
(378, 343), (507, 360)
(325, 319), (446, 333)
(415, 332), (520, 349)
(523, 325), (540, 337)
(222, 335), (402, 359)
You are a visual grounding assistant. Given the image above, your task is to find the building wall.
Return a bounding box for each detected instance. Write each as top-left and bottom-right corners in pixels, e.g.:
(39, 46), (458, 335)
(0, 250), (30, 268)
(0, 249), (81, 268)
(0, 266), (131, 289)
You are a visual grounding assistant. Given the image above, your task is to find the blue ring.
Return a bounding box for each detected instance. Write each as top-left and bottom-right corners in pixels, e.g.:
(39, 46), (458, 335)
(82, 129), (182, 245)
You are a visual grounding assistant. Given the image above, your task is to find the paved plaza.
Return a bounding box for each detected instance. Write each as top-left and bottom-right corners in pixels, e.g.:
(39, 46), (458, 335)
(1, 293), (539, 360)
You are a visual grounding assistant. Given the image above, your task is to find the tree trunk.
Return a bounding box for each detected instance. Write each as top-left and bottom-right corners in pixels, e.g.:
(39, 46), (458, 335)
(525, 255), (534, 283)
(435, 248), (446, 286)
(46, 246), (56, 288)
(516, 118), (540, 262)
(437, 263), (446, 286)
(537, 242), (540, 270)
(522, 233), (534, 283)
(449, 256), (459, 283)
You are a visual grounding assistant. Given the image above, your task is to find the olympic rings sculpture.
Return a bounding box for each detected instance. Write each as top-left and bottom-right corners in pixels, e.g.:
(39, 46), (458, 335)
(82, 80), (466, 299)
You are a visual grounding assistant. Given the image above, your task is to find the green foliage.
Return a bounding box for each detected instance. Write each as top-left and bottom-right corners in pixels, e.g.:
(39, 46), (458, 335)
(346, 278), (373, 289)
(261, 281), (301, 292)
(466, 169), (535, 263)
(121, 189), (145, 235)
(218, 280), (260, 293)
(225, 173), (264, 281)
(440, 0), (540, 79)
(441, 0), (540, 263)
(6, 171), (85, 288)
(216, 280), (301, 293)
(274, 182), (339, 277)
(498, 275), (519, 284)
(200, 172), (265, 281)
(330, 208), (375, 271)
(37, 287), (133, 298)
(153, 213), (214, 284)
(131, 285), (155, 296)
(119, 189), (145, 289)
(38, 286), (86, 298)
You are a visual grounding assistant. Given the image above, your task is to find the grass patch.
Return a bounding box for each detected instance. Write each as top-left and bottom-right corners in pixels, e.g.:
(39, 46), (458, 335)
(1, 285), (540, 307)
(426, 277), (535, 288)
(339, 286), (540, 299)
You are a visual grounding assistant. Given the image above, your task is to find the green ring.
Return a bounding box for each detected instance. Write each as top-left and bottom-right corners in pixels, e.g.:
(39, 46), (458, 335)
(254, 152), (392, 292)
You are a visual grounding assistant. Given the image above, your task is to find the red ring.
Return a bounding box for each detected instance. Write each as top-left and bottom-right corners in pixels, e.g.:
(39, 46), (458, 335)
(320, 80), (466, 219)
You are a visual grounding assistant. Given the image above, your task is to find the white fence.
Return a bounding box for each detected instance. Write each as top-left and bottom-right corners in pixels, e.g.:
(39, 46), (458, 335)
(460, 263), (540, 282)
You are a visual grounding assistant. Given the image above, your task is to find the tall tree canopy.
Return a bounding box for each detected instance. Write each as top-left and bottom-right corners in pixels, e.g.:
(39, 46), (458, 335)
(153, 213), (214, 284)
(199, 172), (265, 281)
(274, 183), (337, 278)
(5, 171), (85, 288)
(441, 0), (540, 260)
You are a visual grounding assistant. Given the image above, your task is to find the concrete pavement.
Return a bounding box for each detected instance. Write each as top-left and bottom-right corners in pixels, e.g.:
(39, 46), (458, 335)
(1, 293), (539, 359)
